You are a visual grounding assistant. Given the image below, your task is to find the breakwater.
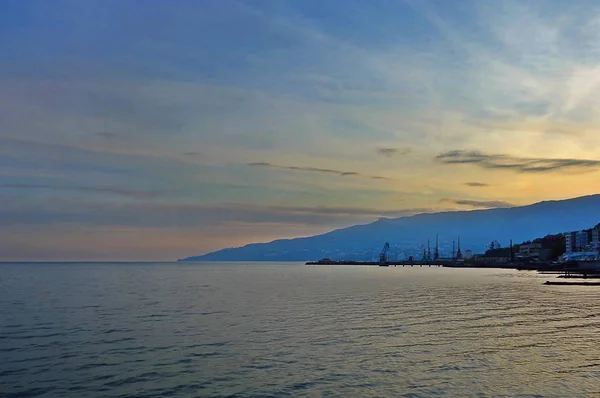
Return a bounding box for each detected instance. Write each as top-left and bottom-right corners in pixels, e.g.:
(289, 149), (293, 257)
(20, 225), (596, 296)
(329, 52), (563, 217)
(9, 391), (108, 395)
(305, 259), (559, 270)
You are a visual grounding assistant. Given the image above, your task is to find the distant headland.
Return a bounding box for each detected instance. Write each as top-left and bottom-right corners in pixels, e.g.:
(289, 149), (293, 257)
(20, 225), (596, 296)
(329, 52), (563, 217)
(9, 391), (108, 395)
(180, 194), (600, 263)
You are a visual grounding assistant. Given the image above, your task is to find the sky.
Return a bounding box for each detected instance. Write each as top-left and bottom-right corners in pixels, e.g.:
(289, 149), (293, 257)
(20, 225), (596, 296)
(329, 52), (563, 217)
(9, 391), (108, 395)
(2, 0), (600, 261)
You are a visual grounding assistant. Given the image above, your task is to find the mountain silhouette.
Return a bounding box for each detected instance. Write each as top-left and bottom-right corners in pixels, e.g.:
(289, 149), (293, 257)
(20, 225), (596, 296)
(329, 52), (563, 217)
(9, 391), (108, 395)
(180, 194), (600, 261)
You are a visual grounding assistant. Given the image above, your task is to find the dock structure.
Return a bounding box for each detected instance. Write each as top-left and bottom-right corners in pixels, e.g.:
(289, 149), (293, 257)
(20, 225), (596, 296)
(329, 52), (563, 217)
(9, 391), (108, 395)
(305, 259), (445, 267)
(545, 281), (600, 286)
(541, 266), (600, 286)
(306, 258), (528, 268)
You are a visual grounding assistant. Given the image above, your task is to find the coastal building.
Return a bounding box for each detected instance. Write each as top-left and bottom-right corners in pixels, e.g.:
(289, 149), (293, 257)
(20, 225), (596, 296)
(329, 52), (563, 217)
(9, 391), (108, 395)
(563, 227), (600, 255)
(560, 251), (599, 262)
(483, 255), (511, 263)
(519, 243), (542, 259)
(564, 231), (587, 253)
(576, 231), (588, 251)
(464, 249), (473, 260)
(564, 232), (575, 253)
(482, 246), (513, 263)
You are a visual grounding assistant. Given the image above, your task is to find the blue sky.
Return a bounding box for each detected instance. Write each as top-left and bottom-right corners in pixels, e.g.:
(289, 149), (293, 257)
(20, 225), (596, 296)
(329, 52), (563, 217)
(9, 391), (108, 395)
(2, 0), (600, 260)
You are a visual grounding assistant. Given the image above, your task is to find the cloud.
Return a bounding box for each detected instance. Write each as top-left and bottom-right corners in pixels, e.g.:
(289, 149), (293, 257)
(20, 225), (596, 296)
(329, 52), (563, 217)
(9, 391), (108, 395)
(248, 162), (271, 167)
(96, 132), (118, 140)
(464, 182), (489, 187)
(0, 183), (162, 199)
(439, 198), (514, 208)
(0, 199), (442, 228)
(376, 147), (411, 157)
(4, 0), (600, 260)
(264, 204), (438, 218)
(96, 132), (118, 139)
(247, 162), (392, 180)
(436, 150), (600, 174)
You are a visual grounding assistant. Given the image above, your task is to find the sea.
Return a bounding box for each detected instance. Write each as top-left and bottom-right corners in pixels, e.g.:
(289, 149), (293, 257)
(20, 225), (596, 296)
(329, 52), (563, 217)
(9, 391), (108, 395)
(1, 262), (600, 397)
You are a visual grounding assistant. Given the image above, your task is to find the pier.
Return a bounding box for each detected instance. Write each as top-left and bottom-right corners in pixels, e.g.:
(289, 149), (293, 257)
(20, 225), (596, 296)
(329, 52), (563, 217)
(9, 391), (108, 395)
(545, 281), (600, 286)
(305, 259), (444, 267)
(541, 267), (600, 286)
(305, 259), (544, 269)
(303, 259), (518, 268)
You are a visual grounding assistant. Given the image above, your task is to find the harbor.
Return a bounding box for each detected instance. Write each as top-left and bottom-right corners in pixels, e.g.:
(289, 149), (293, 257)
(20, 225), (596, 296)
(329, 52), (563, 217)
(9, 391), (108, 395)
(305, 259), (445, 267)
(306, 257), (600, 286)
(305, 258), (519, 268)
(305, 258), (564, 270)
(545, 281), (600, 286)
(306, 226), (600, 279)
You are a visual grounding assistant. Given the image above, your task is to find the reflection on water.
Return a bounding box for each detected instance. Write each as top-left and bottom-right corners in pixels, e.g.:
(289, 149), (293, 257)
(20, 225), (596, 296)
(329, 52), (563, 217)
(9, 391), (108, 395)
(2, 263), (600, 397)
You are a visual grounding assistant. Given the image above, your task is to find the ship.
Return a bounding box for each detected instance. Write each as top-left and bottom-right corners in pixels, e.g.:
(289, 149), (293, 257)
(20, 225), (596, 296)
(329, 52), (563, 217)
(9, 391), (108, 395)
(557, 252), (600, 277)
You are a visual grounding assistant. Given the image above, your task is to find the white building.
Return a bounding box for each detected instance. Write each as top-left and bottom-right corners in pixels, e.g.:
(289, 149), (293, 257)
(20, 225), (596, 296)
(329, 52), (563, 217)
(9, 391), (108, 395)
(576, 231), (588, 251)
(519, 243), (542, 258)
(564, 232), (574, 253)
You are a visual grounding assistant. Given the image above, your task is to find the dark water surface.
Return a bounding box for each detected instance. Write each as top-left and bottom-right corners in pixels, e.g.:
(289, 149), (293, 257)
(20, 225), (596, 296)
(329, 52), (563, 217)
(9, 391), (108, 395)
(2, 263), (600, 397)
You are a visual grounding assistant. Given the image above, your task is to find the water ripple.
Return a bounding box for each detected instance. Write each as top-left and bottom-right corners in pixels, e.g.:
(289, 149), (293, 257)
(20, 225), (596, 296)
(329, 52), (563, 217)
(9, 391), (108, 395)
(1, 264), (600, 397)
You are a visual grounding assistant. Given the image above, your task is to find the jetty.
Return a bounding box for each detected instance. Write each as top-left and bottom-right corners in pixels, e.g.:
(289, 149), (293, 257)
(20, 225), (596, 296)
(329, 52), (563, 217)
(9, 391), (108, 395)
(545, 281), (600, 286)
(304, 259), (525, 268)
(541, 265), (600, 286)
(305, 258), (554, 269)
(305, 259), (445, 267)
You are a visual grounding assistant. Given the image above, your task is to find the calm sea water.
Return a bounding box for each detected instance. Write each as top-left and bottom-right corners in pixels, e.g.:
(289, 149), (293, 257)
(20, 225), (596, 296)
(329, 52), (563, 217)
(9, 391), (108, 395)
(2, 263), (600, 397)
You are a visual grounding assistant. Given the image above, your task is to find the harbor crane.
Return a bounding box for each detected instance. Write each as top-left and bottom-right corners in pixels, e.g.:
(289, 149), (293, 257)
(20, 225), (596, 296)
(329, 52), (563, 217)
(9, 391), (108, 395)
(379, 242), (390, 264)
(427, 239), (431, 261)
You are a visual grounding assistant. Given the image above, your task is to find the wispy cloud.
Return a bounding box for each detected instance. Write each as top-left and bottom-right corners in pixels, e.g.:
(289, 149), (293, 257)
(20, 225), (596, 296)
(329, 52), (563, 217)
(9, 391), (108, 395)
(0, 199), (443, 228)
(436, 150), (600, 174)
(247, 162), (392, 180)
(439, 198), (514, 208)
(376, 147), (412, 157)
(3, 0), (600, 260)
(0, 183), (162, 199)
(264, 204), (438, 219)
(464, 182), (489, 187)
(96, 132), (118, 140)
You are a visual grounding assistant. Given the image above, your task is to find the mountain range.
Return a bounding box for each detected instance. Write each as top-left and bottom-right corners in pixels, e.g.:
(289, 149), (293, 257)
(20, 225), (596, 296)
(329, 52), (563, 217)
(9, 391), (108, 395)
(180, 194), (600, 262)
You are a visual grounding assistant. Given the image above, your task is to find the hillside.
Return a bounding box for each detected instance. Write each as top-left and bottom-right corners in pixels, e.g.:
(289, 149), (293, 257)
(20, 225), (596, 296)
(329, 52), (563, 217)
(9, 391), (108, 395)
(180, 194), (600, 261)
